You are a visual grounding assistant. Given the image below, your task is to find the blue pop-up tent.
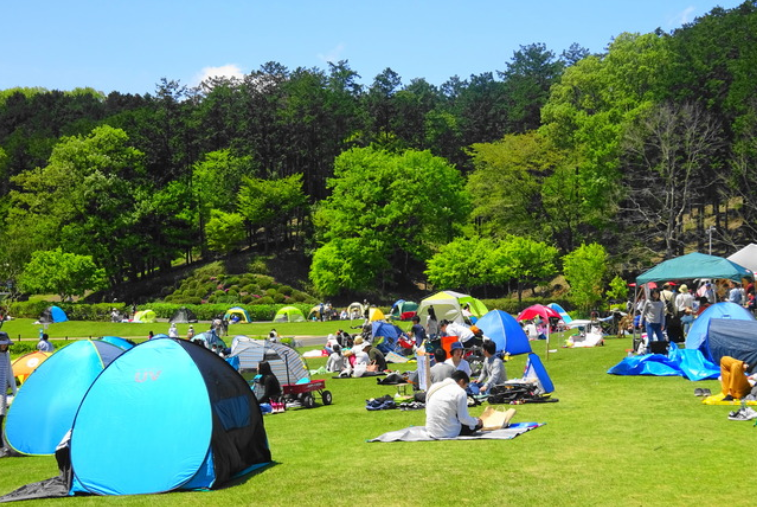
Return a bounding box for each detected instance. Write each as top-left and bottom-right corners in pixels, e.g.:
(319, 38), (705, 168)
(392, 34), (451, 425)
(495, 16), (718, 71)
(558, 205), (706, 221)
(1, 339), (271, 501)
(5, 340), (126, 456)
(475, 310), (532, 356)
(38, 305), (68, 324)
(685, 302), (754, 350)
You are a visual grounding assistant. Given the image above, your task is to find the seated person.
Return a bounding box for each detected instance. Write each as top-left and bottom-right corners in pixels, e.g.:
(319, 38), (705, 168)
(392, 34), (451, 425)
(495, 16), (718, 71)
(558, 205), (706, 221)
(471, 340), (506, 394)
(352, 338), (370, 365)
(254, 360), (282, 404)
(364, 342), (387, 372)
(720, 356), (757, 401)
(429, 348), (455, 384)
(268, 329), (279, 342)
(326, 344), (345, 373)
(445, 341), (471, 376)
(425, 370), (483, 438)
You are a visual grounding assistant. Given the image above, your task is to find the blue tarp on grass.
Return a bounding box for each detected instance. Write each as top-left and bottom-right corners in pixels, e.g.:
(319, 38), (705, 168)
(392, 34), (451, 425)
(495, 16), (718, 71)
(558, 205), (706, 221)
(607, 343), (719, 381)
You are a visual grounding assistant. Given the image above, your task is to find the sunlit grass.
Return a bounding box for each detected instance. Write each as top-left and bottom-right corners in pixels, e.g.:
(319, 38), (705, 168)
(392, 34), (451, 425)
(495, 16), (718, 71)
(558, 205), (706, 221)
(0, 331), (746, 506)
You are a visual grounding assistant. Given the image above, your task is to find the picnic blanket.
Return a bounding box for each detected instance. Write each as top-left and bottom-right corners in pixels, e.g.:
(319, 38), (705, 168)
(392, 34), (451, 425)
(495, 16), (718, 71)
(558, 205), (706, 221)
(702, 392), (757, 406)
(331, 372), (387, 379)
(607, 343), (719, 381)
(368, 422), (543, 443)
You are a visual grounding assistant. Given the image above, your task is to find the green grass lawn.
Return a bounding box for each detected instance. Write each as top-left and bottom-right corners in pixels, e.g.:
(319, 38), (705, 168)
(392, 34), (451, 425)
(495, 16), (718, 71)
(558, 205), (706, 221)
(0, 331), (748, 506)
(0, 318), (382, 343)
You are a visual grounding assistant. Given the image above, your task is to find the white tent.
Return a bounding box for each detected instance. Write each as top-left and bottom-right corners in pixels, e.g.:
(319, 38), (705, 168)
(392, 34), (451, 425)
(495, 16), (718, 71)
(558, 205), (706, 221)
(728, 243), (757, 274)
(229, 336), (309, 385)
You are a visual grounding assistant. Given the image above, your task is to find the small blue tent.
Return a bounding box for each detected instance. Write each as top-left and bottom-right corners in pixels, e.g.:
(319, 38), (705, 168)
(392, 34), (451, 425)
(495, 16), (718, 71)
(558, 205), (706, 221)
(371, 321), (406, 354)
(523, 353), (554, 394)
(547, 303), (573, 324)
(1, 339), (271, 500)
(38, 305), (68, 324)
(5, 340), (126, 456)
(705, 318), (757, 368)
(475, 310), (532, 356)
(685, 302), (754, 350)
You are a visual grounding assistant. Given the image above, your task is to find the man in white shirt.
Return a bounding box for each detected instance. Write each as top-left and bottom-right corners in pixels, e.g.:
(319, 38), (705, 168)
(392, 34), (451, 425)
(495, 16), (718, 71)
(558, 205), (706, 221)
(425, 370), (482, 438)
(440, 320), (474, 343)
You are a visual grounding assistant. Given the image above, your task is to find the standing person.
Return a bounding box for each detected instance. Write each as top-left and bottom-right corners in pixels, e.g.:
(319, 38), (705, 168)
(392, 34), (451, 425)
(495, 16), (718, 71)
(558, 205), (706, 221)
(426, 306), (440, 342)
(642, 288), (666, 343)
(37, 333), (54, 352)
(319, 302), (325, 322)
(445, 341), (471, 376)
(674, 284), (694, 316)
(168, 323), (179, 338)
(410, 315), (427, 348)
(702, 282), (716, 304)
(729, 282), (743, 305)
(471, 340), (506, 394)
(660, 283), (675, 316)
(186, 325), (195, 341)
(0, 332), (17, 456)
(425, 370), (483, 438)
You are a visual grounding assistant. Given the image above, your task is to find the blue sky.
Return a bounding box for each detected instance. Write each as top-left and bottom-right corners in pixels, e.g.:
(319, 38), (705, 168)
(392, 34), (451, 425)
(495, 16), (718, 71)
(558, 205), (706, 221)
(0, 0), (745, 95)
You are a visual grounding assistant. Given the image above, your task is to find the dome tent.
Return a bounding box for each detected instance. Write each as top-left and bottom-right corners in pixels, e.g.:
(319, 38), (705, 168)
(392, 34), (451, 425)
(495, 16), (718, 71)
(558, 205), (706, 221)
(415, 291), (488, 325)
(169, 307), (198, 324)
(224, 306), (251, 323)
(230, 336), (309, 385)
(132, 309), (156, 323)
(273, 306), (306, 323)
(38, 305), (68, 324)
(5, 340), (126, 456)
(1, 339), (271, 500)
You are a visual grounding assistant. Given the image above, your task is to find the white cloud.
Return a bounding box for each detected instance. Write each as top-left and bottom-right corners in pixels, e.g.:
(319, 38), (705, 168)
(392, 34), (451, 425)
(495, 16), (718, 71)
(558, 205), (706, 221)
(193, 64), (245, 86)
(317, 43), (346, 64)
(671, 6), (697, 26)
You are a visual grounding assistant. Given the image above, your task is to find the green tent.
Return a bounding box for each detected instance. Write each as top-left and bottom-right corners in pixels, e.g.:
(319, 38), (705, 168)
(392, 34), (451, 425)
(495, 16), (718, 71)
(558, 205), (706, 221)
(636, 252), (752, 284)
(415, 291), (488, 325)
(273, 306), (306, 323)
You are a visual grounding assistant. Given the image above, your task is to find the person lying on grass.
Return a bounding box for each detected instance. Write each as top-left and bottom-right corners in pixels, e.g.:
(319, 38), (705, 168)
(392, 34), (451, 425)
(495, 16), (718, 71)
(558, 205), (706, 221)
(426, 370), (483, 438)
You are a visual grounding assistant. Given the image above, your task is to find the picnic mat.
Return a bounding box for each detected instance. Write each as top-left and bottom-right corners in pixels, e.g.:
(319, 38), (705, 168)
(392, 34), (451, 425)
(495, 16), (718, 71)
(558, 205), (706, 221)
(331, 372), (387, 379)
(702, 392), (757, 405)
(367, 422), (544, 443)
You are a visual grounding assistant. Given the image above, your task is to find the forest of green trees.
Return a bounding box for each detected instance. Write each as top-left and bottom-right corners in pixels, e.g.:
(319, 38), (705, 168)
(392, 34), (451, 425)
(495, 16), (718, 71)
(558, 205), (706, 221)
(1, 2), (757, 301)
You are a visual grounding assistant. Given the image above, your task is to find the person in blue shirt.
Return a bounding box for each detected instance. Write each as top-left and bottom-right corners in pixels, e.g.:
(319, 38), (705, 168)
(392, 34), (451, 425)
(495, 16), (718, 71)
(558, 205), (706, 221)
(36, 333), (54, 352)
(410, 315), (427, 347)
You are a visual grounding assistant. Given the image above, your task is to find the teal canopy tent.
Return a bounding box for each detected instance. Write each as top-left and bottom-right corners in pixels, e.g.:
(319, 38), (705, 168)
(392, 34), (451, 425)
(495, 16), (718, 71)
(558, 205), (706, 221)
(635, 252), (752, 285)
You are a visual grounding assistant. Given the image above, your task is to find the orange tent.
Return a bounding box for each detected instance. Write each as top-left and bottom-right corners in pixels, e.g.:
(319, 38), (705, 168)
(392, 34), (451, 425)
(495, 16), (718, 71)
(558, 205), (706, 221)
(12, 351), (52, 385)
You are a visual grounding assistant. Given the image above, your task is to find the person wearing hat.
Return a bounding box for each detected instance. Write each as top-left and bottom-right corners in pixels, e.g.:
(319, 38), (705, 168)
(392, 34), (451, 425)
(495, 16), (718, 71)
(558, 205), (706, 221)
(363, 341), (387, 373)
(445, 341), (471, 376)
(352, 337), (370, 366)
(674, 284), (694, 316)
(0, 332), (17, 455)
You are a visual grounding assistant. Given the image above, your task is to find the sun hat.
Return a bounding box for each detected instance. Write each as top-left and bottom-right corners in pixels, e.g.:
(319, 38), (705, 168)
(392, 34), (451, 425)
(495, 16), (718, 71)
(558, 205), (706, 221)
(679, 284), (689, 292)
(353, 337), (364, 345)
(0, 332), (13, 346)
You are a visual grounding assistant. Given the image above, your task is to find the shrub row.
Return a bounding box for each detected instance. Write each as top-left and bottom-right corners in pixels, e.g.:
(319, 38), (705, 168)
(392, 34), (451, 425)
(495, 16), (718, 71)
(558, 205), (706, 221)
(8, 301), (318, 322)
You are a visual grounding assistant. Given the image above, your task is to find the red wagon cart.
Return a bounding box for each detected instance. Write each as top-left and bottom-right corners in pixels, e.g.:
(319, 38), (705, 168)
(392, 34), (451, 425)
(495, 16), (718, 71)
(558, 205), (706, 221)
(282, 379), (333, 409)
